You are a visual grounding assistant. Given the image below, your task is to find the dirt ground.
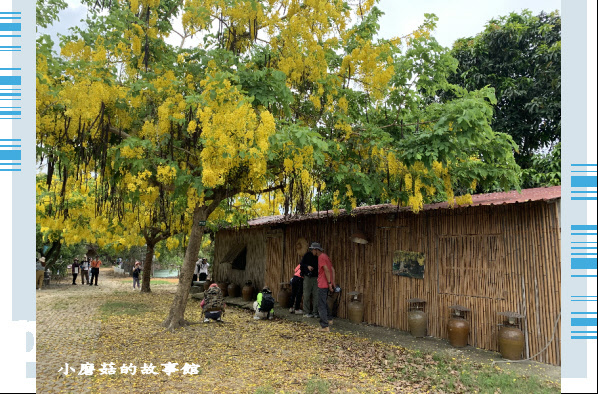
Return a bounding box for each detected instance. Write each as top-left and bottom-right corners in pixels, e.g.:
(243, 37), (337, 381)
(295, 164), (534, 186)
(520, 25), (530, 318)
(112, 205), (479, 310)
(225, 297), (561, 385)
(36, 268), (560, 393)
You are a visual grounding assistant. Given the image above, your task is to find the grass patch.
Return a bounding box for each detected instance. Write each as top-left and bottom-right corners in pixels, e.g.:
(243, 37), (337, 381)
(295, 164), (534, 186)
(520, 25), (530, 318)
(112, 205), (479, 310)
(305, 378), (330, 394)
(119, 279), (174, 285)
(474, 369), (556, 394)
(52, 300), (70, 310)
(414, 352), (560, 394)
(99, 301), (150, 317)
(254, 386), (275, 394)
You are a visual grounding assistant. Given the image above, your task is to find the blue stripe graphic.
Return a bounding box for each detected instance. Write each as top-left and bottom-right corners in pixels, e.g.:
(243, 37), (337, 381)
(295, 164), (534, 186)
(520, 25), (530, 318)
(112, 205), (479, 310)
(0, 150), (21, 160)
(0, 76), (21, 85)
(572, 225), (598, 231)
(0, 23), (21, 31)
(0, 111), (21, 115)
(572, 336), (597, 339)
(572, 176), (598, 187)
(572, 318), (598, 326)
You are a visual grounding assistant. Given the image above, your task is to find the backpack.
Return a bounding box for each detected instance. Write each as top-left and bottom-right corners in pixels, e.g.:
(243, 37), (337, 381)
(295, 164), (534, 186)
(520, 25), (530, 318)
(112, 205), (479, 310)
(259, 292), (275, 312)
(204, 286), (224, 311)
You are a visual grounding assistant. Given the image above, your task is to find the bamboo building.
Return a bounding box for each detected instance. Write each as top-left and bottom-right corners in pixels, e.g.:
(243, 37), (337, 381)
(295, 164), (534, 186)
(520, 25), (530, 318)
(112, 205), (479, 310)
(212, 186), (562, 365)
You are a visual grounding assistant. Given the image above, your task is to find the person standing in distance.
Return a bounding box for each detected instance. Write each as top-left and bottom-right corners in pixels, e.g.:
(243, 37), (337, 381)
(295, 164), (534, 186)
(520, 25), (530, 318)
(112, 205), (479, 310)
(198, 258), (210, 281)
(300, 244), (319, 318)
(71, 257), (80, 285)
(309, 242), (335, 332)
(80, 256), (90, 285)
(36, 257), (46, 290)
(90, 257), (102, 286)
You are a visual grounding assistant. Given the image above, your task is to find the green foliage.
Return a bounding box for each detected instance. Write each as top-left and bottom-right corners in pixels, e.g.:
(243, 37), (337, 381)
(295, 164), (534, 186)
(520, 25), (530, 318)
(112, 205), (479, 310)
(447, 10), (561, 168)
(36, 0), (68, 30)
(521, 142), (561, 188)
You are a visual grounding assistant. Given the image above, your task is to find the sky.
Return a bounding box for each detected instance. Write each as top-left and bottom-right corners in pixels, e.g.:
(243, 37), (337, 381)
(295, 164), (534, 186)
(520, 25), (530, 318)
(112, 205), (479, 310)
(47, 0), (561, 50)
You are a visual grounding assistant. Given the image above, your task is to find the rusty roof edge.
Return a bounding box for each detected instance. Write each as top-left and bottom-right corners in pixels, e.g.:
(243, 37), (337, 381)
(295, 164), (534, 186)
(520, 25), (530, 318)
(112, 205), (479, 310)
(238, 186), (561, 228)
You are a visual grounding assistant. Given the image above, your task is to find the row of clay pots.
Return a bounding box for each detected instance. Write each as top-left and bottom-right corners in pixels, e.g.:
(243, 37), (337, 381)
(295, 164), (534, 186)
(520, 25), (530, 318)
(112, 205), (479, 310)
(203, 281), (255, 301)
(408, 311), (525, 360)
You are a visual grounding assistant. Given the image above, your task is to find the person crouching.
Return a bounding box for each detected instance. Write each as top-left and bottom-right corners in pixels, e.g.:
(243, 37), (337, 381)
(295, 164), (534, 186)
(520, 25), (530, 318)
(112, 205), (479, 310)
(201, 283), (226, 323)
(253, 286), (275, 320)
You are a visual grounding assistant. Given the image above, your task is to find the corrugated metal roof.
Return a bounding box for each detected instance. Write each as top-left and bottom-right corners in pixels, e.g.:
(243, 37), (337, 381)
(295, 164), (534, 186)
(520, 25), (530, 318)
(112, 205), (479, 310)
(246, 186), (561, 227)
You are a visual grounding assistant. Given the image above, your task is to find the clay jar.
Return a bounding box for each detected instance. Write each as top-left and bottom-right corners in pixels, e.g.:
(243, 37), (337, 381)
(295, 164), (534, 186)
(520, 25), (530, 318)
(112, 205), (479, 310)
(242, 282), (254, 301)
(227, 283), (240, 298)
(203, 280), (212, 291)
(347, 298), (364, 324)
(278, 286), (291, 308)
(408, 310), (427, 338)
(498, 325), (525, 360)
(217, 282), (229, 297)
(447, 317), (470, 347)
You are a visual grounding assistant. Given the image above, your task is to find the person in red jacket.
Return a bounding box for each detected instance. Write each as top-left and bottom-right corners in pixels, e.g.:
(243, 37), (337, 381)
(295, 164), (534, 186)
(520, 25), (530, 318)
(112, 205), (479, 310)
(288, 264), (304, 314)
(309, 242), (336, 332)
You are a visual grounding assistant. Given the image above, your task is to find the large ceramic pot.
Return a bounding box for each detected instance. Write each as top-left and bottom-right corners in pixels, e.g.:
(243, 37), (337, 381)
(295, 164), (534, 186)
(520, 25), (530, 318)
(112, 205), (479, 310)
(203, 280), (213, 291)
(278, 286), (291, 308)
(447, 317), (470, 347)
(408, 310), (427, 338)
(242, 282), (254, 301)
(347, 298), (364, 324)
(498, 325), (525, 360)
(228, 283), (240, 298)
(217, 282), (229, 297)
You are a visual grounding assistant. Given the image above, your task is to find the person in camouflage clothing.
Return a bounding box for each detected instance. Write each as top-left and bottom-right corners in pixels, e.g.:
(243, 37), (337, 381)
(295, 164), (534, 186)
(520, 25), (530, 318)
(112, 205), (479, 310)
(200, 283), (226, 323)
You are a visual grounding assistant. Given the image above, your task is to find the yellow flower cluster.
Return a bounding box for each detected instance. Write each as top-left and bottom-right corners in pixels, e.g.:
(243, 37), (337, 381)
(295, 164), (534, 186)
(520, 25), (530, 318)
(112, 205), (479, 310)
(156, 165), (177, 184)
(120, 145), (145, 159)
(196, 71), (275, 190)
(455, 194), (473, 206)
(341, 38), (395, 100)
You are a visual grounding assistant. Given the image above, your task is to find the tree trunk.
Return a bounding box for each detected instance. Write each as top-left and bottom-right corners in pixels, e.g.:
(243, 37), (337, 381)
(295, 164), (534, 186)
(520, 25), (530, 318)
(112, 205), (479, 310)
(141, 241), (155, 293)
(163, 206), (206, 330)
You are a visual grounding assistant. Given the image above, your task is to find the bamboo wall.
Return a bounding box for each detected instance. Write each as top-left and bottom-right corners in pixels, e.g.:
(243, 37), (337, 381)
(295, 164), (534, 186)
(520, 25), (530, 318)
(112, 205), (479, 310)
(212, 227), (268, 293)
(213, 200), (562, 365)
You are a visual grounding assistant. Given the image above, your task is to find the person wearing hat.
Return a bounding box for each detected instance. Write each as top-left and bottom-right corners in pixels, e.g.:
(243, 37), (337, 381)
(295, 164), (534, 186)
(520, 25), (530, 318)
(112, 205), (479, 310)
(132, 261), (142, 290)
(310, 242), (336, 332)
(80, 256), (90, 285)
(36, 257), (46, 290)
(71, 257), (80, 285)
(300, 243), (320, 318)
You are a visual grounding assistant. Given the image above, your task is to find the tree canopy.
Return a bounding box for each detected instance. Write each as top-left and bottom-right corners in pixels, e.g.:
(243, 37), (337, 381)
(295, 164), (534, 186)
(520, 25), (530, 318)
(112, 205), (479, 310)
(36, 0), (521, 329)
(447, 9), (561, 169)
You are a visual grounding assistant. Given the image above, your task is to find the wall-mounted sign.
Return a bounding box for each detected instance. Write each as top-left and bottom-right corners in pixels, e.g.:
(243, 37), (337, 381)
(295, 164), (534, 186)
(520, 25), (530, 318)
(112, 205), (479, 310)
(392, 250), (425, 279)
